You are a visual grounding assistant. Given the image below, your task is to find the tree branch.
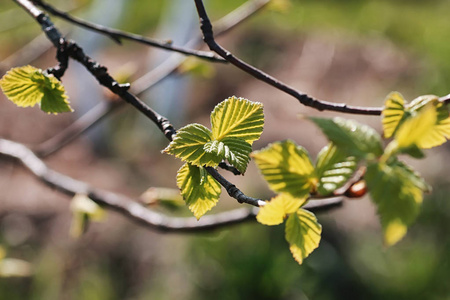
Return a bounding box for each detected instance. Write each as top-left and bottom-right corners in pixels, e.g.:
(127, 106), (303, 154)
(12, 0), (262, 207)
(0, 138), (342, 232)
(30, 0), (226, 63)
(34, 0), (270, 162)
(193, 0), (385, 116)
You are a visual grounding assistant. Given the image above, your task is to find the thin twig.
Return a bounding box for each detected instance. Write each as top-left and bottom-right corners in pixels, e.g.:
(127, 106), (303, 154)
(0, 138), (343, 231)
(34, 0), (270, 160)
(193, 0), (383, 115)
(31, 0), (226, 63)
(13, 0), (260, 207)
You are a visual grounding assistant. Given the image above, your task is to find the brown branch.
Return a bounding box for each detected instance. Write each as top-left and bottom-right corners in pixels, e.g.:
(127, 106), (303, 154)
(193, 0), (383, 116)
(31, 0), (226, 63)
(0, 138), (342, 232)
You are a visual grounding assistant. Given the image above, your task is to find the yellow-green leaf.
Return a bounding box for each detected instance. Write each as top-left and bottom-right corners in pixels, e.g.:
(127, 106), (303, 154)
(382, 92), (405, 138)
(366, 162), (426, 246)
(285, 209), (322, 264)
(251, 140), (316, 198)
(0, 65), (72, 114)
(70, 194), (105, 238)
(256, 194), (306, 226)
(177, 163), (221, 220)
(395, 104), (437, 149)
(414, 102), (450, 149)
(163, 124), (222, 167)
(211, 96), (264, 144)
(315, 143), (357, 195)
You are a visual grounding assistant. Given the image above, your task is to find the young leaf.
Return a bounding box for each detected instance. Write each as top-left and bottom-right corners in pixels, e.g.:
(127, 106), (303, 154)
(366, 162), (427, 246)
(211, 96), (264, 144)
(251, 140), (316, 199)
(285, 209), (322, 264)
(315, 143), (357, 195)
(163, 124), (222, 167)
(413, 101), (450, 149)
(395, 104), (437, 149)
(256, 194), (306, 226)
(70, 194), (105, 238)
(382, 92), (406, 138)
(0, 65), (72, 114)
(310, 117), (383, 159)
(176, 163), (221, 219)
(203, 137), (252, 174)
(221, 137), (252, 174)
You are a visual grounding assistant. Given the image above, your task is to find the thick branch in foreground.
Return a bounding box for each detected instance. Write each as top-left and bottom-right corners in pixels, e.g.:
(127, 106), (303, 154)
(0, 139), (342, 232)
(31, 0), (226, 63)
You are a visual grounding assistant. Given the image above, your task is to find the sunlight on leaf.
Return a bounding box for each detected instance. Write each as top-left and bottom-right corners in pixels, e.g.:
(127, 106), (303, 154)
(395, 104), (437, 149)
(177, 163), (221, 219)
(315, 143), (357, 195)
(366, 162), (426, 246)
(251, 140), (316, 198)
(0, 65), (72, 114)
(382, 92), (405, 138)
(285, 209), (322, 264)
(310, 117), (383, 159)
(211, 96), (264, 144)
(256, 194), (306, 226)
(163, 124), (222, 167)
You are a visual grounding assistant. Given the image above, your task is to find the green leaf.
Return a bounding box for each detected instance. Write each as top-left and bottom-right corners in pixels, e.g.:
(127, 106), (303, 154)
(310, 117), (383, 159)
(0, 65), (72, 114)
(285, 209), (322, 264)
(366, 162), (427, 246)
(251, 140), (317, 198)
(256, 194), (306, 226)
(203, 137), (252, 174)
(177, 163), (221, 219)
(382, 92), (406, 138)
(163, 124), (222, 167)
(211, 96), (264, 144)
(315, 143), (357, 195)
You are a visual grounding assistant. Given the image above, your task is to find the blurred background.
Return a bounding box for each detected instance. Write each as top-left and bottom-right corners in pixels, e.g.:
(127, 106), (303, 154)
(1, 0), (450, 299)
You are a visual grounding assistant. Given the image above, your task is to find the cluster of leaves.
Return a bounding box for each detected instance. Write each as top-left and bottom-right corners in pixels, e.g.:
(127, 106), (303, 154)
(2, 63), (449, 266)
(163, 93), (449, 264)
(252, 92), (449, 264)
(0, 65), (72, 114)
(164, 96), (264, 219)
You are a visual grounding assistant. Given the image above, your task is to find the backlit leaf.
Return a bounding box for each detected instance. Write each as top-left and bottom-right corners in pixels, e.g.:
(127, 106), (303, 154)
(203, 137), (252, 174)
(395, 104), (437, 149)
(315, 143), (357, 195)
(414, 101), (450, 149)
(256, 194), (306, 226)
(0, 65), (72, 114)
(310, 117), (383, 159)
(382, 92), (405, 138)
(163, 124), (222, 167)
(177, 163), (221, 219)
(285, 209), (322, 264)
(211, 96), (264, 144)
(251, 140), (316, 198)
(70, 194), (105, 238)
(366, 162), (426, 246)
